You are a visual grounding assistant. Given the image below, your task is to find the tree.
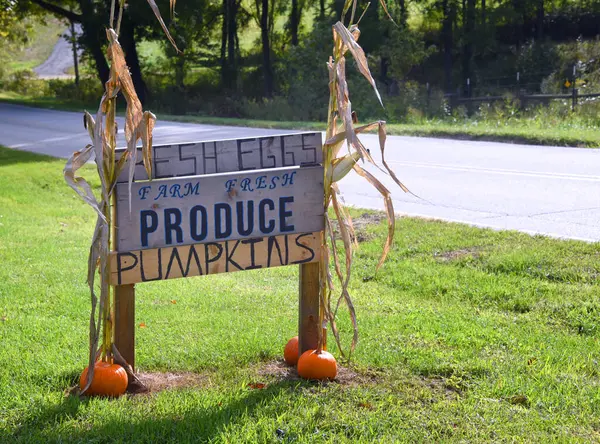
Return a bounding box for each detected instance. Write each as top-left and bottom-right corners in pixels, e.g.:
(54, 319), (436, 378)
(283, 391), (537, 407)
(251, 0), (285, 97)
(290, 0), (300, 45)
(16, 0), (172, 104)
(536, 0), (544, 40)
(462, 0), (475, 95)
(258, 0), (273, 97)
(442, 0), (455, 92)
(1, 1), (34, 81)
(221, 0), (240, 90)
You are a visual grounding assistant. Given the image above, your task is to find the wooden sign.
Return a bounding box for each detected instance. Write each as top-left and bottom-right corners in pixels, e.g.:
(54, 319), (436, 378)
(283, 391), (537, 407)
(116, 132), (323, 182)
(115, 165), (324, 252)
(110, 232), (320, 285)
(112, 132), (325, 370)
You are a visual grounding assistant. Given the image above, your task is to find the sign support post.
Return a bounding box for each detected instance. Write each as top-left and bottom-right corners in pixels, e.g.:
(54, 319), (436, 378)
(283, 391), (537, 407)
(298, 261), (321, 354)
(114, 284), (136, 370)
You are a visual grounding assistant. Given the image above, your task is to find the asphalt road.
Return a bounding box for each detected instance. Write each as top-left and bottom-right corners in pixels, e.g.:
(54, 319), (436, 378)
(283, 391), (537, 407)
(2, 102), (600, 242)
(33, 24), (82, 79)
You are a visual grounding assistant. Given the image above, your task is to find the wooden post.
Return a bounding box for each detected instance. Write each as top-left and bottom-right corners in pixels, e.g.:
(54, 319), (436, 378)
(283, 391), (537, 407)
(298, 261), (321, 355)
(114, 284), (136, 370)
(112, 189), (135, 371)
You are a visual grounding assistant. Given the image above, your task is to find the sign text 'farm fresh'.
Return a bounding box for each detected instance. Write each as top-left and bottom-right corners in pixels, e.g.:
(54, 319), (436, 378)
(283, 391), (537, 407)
(116, 166), (324, 252)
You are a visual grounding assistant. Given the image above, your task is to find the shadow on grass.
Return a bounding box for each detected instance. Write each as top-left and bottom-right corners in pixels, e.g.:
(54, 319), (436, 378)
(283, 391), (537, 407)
(11, 379), (303, 443)
(0, 145), (59, 166)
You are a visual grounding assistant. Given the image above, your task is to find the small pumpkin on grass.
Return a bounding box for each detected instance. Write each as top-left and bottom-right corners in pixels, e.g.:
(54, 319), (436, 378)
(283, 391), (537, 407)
(79, 361), (128, 397)
(284, 336), (299, 366)
(297, 349), (337, 380)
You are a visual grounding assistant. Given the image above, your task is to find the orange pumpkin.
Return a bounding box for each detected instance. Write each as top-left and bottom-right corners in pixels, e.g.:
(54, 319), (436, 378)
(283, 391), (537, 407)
(79, 361), (128, 397)
(284, 336), (299, 366)
(297, 349), (337, 380)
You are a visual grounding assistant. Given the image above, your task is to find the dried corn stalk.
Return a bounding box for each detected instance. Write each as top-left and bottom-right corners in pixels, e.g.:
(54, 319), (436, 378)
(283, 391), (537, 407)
(64, 0), (176, 395)
(319, 0), (409, 359)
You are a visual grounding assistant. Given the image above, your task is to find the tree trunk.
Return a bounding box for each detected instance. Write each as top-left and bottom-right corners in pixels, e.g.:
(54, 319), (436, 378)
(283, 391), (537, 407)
(70, 20), (80, 86)
(290, 0), (299, 45)
(119, 18), (148, 105)
(399, 0), (407, 26)
(481, 0), (486, 25)
(227, 0), (238, 88)
(536, 0), (544, 40)
(78, 0), (110, 88)
(221, 0), (228, 86)
(442, 0), (454, 93)
(320, 0), (325, 19)
(512, 0), (523, 50)
(220, 0), (238, 90)
(462, 0), (475, 96)
(260, 0), (273, 97)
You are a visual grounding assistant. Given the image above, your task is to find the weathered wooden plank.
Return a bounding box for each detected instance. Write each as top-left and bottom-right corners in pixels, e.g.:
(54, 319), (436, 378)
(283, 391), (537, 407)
(114, 284), (136, 369)
(115, 132), (323, 182)
(299, 261), (321, 354)
(109, 231), (321, 285)
(116, 165), (324, 252)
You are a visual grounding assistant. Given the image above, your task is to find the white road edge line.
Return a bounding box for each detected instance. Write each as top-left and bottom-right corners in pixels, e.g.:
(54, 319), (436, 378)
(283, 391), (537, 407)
(346, 203), (598, 243)
(9, 133), (88, 149)
(387, 160), (600, 182)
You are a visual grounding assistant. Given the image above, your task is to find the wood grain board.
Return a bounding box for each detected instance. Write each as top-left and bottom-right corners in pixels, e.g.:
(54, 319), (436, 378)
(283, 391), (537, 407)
(110, 232), (321, 285)
(115, 132), (323, 182)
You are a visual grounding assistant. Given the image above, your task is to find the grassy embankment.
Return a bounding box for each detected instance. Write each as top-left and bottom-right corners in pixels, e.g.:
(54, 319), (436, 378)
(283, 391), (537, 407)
(5, 17), (65, 73)
(1, 90), (599, 148)
(2, 11), (598, 148)
(1, 145), (600, 442)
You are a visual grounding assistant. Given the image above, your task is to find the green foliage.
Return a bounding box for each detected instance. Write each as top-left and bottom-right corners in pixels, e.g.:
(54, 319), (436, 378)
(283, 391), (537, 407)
(3, 70), (50, 96)
(2, 70), (102, 103)
(0, 12), (64, 84)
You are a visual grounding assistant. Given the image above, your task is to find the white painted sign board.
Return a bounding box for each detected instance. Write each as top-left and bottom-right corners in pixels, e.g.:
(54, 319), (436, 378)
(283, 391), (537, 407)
(115, 165), (324, 252)
(112, 132), (325, 285)
(116, 132), (323, 182)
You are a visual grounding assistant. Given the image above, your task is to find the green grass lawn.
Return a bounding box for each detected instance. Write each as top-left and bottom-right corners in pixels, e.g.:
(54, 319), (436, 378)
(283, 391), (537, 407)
(1, 146), (600, 442)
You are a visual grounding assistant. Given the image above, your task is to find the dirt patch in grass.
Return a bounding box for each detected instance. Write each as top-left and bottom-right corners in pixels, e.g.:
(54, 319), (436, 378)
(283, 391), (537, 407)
(419, 375), (466, 398)
(434, 247), (481, 262)
(330, 211), (386, 243)
(72, 371), (215, 397)
(134, 371), (213, 392)
(255, 360), (383, 386)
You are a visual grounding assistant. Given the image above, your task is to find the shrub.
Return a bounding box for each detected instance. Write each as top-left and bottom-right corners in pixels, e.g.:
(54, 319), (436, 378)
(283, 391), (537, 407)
(6, 70), (50, 97)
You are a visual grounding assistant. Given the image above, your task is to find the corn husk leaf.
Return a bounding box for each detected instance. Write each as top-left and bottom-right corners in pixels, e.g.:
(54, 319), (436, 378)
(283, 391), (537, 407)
(330, 191), (358, 356)
(106, 29), (142, 146)
(146, 0), (181, 52)
(63, 145), (104, 222)
(377, 121), (409, 193)
(352, 164), (395, 271)
(331, 151), (361, 182)
(333, 21), (382, 106)
(378, 0), (397, 24)
(66, 22), (160, 395)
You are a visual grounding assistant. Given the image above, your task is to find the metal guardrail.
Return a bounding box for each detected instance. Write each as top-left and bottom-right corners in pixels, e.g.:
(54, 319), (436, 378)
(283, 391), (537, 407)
(446, 90), (600, 111)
